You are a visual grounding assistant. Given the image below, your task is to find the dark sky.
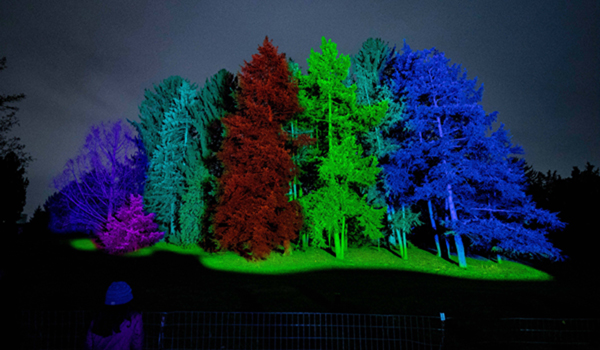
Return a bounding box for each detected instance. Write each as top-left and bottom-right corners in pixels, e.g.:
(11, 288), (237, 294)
(1, 0), (598, 218)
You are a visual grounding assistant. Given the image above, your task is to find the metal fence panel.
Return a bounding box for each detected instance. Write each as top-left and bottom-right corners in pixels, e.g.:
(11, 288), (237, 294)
(20, 310), (599, 350)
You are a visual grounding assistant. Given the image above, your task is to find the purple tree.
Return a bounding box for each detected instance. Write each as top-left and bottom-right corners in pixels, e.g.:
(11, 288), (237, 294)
(52, 120), (146, 233)
(96, 194), (164, 255)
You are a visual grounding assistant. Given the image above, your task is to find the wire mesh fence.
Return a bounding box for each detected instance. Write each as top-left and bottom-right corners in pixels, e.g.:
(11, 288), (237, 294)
(19, 310), (599, 350)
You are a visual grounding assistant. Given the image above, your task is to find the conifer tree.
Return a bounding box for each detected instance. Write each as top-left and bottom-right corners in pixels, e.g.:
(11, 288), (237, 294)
(382, 42), (564, 267)
(96, 194), (164, 255)
(183, 69), (237, 249)
(129, 76), (187, 161)
(214, 37), (304, 260)
(297, 37), (388, 259)
(145, 79), (198, 241)
(174, 151), (210, 247)
(349, 38), (422, 257)
(282, 59), (318, 248)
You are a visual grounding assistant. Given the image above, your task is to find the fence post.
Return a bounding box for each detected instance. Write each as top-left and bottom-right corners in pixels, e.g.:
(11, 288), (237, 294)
(439, 312), (446, 350)
(158, 312), (167, 350)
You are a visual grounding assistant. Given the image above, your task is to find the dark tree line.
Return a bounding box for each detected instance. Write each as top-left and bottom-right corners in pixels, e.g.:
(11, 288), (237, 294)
(1, 57), (31, 236)
(525, 161), (600, 263)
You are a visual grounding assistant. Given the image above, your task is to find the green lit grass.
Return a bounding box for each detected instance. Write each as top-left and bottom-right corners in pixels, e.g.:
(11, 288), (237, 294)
(69, 238), (552, 281)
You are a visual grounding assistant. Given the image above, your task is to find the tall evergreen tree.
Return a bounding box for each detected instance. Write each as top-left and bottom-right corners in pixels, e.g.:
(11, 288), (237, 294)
(129, 76), (187, 161)
(382, 43), (564, 267)
(349, 38), (422, 257)
(214, 37), (304, 260)
(297, 37), (388, 259)
(178, 69), (237, 248)
(144, 79), (198, 241)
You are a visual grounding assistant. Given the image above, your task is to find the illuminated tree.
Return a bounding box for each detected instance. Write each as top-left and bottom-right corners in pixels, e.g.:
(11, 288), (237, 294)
(176, 69), (237, 248)
(349, 38), (422, 257)
(52, 120), (145, 233)
(143, 79), (199, 241)
(96, 194), (164, 255)
(297, 37), (388, 259)
(382, 42), (564, 267)
(175, 151), (210, 247)
(214, 37), (304, 260)
(300, 136), (386, 259)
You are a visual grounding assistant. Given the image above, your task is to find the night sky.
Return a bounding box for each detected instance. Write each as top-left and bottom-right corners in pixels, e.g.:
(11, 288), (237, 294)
(1, 0), (598, 218)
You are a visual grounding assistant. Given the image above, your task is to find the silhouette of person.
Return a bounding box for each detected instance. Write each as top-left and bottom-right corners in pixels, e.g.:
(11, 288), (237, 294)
(85, 281), (143, 350)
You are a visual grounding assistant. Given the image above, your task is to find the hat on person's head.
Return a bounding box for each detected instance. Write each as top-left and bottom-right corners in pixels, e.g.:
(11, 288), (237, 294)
(105, 281), (133, 305)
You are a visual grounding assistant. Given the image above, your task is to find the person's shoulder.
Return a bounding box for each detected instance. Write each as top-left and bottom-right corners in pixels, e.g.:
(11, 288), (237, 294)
(131, 311), (143, 322)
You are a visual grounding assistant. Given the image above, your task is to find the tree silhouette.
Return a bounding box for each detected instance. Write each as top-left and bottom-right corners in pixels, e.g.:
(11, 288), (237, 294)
(0, 151), (29, 235)
(1, 57), (31, 166)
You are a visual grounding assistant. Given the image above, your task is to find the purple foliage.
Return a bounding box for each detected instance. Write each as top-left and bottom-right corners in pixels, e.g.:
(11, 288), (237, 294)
(96, 193), (164, 255)
(52, 120), (146, 233)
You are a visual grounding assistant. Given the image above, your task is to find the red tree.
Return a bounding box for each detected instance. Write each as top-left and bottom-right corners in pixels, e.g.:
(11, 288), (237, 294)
(214, 37), (304, 260)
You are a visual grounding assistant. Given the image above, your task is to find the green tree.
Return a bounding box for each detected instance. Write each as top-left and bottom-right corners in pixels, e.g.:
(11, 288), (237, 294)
(301, 136), (386, 259)
(297, 37), (388, 259)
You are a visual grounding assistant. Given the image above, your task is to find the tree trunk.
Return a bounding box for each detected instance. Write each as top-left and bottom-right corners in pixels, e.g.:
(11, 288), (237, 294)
(447, 184), (467, 268)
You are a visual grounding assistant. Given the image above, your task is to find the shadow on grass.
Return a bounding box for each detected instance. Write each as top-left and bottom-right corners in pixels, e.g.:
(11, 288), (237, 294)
(6, 233), (596, 321)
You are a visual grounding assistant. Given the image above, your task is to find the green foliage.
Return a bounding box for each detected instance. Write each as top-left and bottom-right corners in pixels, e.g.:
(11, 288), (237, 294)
(295, 38), (388, 258)
(300, 136), (386, 256)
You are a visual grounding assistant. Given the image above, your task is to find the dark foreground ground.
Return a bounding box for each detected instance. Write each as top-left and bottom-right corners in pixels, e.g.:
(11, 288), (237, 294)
(3, 232), (596, 318)
(4, 233), (598, 349)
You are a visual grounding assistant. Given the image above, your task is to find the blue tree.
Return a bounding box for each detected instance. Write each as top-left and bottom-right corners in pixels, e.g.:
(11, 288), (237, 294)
(382, 42), (564, 267)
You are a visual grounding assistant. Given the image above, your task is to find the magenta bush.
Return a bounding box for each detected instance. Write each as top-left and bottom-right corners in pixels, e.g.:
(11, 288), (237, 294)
(96, 194), (164, 255)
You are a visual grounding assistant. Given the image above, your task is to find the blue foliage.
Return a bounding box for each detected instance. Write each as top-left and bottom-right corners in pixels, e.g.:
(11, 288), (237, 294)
(381, 42), (565, 261)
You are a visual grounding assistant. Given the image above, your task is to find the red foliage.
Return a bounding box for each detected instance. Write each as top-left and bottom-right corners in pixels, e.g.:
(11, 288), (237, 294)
(214, 37), (304, 260)
(95, 194), (164, 255)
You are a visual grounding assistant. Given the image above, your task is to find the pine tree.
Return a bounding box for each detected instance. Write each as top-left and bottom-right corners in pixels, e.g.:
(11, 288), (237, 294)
(96, 194), (164, 255)
(297, 37), (388, 259)
(349, 38), (422, 256)
(144, 79), (198, 241)
(300, 135), (386, 259)
(181, 69), (237, 249)
(382, 42), (564, 267)
(214, 37), (303, 260)
(174, 151), (210, 247)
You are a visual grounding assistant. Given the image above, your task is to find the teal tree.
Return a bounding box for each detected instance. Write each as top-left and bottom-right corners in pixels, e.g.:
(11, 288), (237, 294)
(133, 77), (198, 242)
(176, 69), (237, 247)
